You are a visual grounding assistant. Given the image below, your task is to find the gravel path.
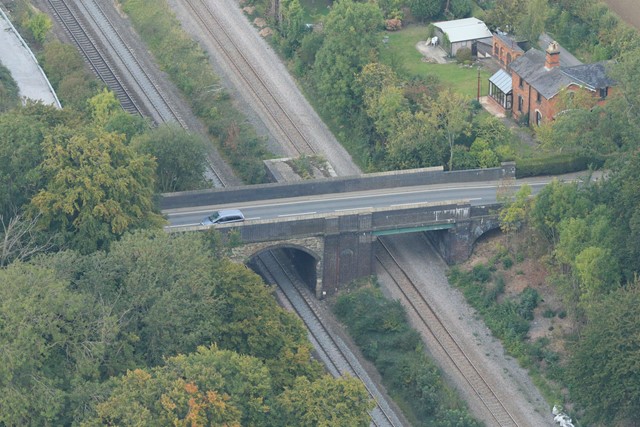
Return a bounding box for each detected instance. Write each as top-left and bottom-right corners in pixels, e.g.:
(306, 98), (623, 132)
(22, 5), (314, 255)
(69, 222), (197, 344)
(377, 233), (554, 426)
(167, 0), (361, 177)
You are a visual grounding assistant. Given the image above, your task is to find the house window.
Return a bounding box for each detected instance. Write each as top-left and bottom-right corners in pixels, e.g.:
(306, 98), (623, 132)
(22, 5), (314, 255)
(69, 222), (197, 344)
(599, 87), (608, 99)
(519, 77), (523, 89)
(536, 111), (542, 125)
(518, 96), (523, 112)
(494, 45), (499, 56)
(507, 53), (512, 64)
(536, 91), (542, 103)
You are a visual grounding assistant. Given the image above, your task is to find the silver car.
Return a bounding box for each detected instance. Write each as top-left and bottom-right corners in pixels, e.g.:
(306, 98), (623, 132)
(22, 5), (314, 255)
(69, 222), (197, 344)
(201, 209), (245, 226)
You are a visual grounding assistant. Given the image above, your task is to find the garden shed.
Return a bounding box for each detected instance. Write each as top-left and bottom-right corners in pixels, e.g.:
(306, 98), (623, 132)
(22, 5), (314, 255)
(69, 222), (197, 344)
(432, 17), (492, 57)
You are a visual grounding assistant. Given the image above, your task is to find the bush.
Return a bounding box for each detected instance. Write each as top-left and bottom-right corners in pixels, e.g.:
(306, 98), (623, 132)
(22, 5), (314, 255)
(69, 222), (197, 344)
(0, 64), (20, 112)
(333, 284), (479, 426)
(502, 256), (513, 269)
(455, 47), (472, 63)
(515, 153), (605, 178)
(517, 287), (540, 321)
(471, 264), (491, 283)
(121, 0), (272, 184)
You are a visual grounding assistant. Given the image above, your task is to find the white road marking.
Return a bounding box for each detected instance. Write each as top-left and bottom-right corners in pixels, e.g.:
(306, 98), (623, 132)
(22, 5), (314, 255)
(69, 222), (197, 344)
(278, 212), (316, 217)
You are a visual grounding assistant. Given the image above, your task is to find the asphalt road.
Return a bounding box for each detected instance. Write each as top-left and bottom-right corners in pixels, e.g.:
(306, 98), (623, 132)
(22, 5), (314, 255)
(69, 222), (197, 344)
(164, 176), (576, 227)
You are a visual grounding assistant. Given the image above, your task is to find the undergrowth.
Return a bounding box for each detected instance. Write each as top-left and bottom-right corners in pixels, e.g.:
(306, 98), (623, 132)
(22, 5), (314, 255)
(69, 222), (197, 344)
(333, 280), (482, 427)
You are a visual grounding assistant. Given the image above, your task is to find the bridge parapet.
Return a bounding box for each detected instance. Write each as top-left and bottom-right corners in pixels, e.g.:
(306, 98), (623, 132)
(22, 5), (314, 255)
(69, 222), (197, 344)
(166, 201), (502, 296)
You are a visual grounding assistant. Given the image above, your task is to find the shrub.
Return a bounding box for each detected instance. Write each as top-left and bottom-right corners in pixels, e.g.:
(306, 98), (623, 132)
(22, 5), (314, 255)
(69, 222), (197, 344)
(333, 284), (479, 425)
(471, 263), (491, 283)
(517, 287), (540, 321)
(0, 64), (20, 112)
(455, 47), (472, 63)
(502, 256), (513, 269)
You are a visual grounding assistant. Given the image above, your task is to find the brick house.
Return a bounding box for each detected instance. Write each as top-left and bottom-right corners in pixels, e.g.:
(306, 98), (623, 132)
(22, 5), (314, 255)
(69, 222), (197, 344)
(487, 37), (616, 126)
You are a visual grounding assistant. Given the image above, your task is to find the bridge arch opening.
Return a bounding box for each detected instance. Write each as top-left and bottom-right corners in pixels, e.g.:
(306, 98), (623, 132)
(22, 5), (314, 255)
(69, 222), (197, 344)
(246, 244), (321, 294)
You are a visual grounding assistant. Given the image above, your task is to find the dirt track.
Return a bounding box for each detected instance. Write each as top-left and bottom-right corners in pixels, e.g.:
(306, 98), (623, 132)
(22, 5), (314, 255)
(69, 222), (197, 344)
(603, 0), (640, 31)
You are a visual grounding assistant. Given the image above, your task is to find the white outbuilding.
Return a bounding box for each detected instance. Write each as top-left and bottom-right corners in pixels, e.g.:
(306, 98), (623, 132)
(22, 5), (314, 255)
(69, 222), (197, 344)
(432, 17), (492, 57)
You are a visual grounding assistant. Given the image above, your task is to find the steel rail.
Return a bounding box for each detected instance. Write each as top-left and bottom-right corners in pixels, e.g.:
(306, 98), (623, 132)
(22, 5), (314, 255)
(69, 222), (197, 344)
(183, 0), (317, 156)
(376, 238), (519, 427)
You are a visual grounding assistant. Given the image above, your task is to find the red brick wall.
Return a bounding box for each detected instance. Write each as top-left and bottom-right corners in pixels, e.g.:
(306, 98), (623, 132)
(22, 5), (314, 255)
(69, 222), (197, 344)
(511, 78), (615, 125)
(493, 35), (523, 68)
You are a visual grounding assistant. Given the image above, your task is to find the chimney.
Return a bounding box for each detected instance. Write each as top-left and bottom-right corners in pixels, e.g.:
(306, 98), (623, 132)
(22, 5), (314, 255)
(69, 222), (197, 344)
(545, 41), (560, 70)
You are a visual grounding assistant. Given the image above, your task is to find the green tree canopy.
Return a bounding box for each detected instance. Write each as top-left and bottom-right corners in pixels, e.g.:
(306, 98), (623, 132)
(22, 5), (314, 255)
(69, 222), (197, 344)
(274, 375), (374, 427)
(0, 261), (110, 426)
(84, 345), (271, 427)
(132, 124), (210, 192)
(568, 283), (640, 423)
(0, 103), (70, 218)
(0, 63), (19, 112)
(30, 128), (163, 253)
(410, 0), (443, 22)
(312, 0), (384, 119)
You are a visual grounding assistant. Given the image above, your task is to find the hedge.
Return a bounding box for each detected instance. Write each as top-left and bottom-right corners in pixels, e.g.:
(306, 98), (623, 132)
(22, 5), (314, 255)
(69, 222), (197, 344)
(515, 153), (605, 178)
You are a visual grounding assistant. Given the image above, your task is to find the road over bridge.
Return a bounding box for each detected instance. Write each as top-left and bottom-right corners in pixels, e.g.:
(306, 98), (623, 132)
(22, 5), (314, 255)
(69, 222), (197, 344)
(162, 164), (590, 297)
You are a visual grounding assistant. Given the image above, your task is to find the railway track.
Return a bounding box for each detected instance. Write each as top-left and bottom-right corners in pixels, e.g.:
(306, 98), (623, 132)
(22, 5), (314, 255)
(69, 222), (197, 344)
(78, 0), (187, 128)
(254, 250), (403, 427)
(46, 0), (226, 187)
(376, 238), (520, 427)
(183, 0), (317, 156)
(47, 0), (142, 116)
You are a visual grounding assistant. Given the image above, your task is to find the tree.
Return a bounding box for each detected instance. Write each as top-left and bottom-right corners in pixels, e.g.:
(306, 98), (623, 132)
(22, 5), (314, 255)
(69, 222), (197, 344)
(568, 283), (640, 424)
(427, 89), (471, 171)
(0, 103), (69, 218)
(0, 64), (19, 112)
(30, 128), (163, 253)
(0, 262), (111, 426)
(410, 0), (443, 22)
(84, 345), (270, 427)
(574, 246), (619, 310)
(385, 110), (445, 169)
(274, 376), (374, 427)
(132, 124), (210, 192)
(485, 0), (524, 32)
(498, 184), (532, 248)
(312, 0), (384, 119)
(529, 179), (592, 244)
(279, 0), (306, 57)
(517, 0), (549, 45)
(450, 0), (472, 18)
(0, 213), (54, 267)
(24, 11), (52, 44)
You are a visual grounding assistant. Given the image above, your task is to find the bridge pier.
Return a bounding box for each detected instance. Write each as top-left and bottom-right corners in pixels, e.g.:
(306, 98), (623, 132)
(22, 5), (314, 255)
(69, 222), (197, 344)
(321, 214), (376, 297)
(426, 213), (501, 264)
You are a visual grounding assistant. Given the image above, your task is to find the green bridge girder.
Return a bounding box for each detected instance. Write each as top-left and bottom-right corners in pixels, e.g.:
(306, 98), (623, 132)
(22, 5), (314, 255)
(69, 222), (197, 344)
(372, 223), (456, 236)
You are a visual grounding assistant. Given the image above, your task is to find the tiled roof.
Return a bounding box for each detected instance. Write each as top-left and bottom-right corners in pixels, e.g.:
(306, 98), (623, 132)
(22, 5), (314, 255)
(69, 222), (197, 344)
(494, 33), (525, 53)
(561, 63), (616, 90)
(509, 49), (614, 99)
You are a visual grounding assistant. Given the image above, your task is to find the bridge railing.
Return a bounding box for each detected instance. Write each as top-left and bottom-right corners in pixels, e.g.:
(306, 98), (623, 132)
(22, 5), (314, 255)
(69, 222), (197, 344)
(160, 163), (516, 210)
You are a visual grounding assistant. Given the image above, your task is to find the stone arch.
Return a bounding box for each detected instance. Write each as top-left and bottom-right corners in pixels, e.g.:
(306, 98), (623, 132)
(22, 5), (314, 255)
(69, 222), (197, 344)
(231, 237), (324, 296)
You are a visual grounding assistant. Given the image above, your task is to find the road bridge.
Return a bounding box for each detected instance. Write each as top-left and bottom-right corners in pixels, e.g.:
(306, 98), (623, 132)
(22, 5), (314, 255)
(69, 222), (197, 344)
(164, 164), (515, 297)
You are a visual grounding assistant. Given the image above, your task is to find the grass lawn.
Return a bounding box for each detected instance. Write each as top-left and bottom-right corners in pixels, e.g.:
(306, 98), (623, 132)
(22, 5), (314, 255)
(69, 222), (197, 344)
(380, 25), (491, 99)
